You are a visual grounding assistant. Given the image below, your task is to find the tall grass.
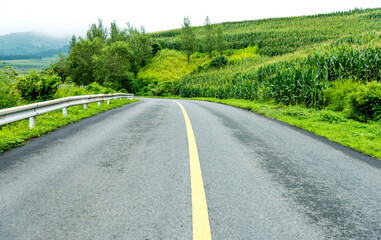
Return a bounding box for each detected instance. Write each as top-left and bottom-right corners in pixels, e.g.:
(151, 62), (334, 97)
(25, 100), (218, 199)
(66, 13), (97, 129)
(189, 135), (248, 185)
(173, 43), (381, 108)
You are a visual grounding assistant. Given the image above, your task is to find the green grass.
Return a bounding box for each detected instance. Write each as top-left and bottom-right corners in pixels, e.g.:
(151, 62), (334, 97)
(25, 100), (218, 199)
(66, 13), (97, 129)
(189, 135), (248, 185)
(138, 49), (208, 82)
(192, 98), (381, 160)
(0, 58), (56, 75)
(0, 98), (139, 152)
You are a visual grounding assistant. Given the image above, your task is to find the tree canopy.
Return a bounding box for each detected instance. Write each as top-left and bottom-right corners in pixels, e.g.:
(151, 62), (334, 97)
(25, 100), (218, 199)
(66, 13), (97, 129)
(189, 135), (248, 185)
(181, 16), (196, 64)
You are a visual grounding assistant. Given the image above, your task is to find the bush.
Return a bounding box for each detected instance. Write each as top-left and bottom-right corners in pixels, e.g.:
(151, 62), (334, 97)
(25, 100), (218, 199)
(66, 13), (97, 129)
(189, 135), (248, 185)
(85, 82), (116, 94)
(209, 56), (228, 68)
(16, 71), (61, 102)
(325, 79), (359, 111)
(0, 68), (22, 109)
(53, 84), (89, 99)
(348, 81), (381, 122)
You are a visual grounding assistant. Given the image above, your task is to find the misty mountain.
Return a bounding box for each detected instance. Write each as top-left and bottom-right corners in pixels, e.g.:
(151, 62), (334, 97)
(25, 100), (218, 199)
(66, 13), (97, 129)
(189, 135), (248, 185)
(0, 32), (70, 60)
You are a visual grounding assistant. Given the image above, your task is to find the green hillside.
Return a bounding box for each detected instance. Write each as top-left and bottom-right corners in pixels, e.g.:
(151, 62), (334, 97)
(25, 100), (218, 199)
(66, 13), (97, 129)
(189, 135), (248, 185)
(151, 8), (381, 56)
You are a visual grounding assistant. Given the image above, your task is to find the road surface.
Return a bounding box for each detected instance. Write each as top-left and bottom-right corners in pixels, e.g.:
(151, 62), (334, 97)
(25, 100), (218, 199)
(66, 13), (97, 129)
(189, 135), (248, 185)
(1, 98), (380, 239)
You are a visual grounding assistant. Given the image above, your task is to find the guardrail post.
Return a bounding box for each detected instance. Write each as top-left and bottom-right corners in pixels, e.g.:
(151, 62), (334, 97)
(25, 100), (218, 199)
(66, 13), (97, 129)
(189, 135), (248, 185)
(29, 117), (35, 129)
(98, 102), (101, 107)
(84, 104), (87, 110)
(63, 107), (67, 117)
(107, 100), (110, 104)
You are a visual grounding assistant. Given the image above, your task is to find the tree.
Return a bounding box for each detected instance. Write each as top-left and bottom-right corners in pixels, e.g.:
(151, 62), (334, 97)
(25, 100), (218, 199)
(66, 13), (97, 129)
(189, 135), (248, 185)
(66, 38), (104, 85)
(215, 25), (227, 54)
(181, 16), (196, 64)
(69, 35), (77, 51)
(152, 41), (162, 55)
(50, 52), (67, 80)
(107, 21), (128, 44)
(203, 16), (216, 58)
(87, 19), (108, 42)
(93, 41), (132, 90)
(127, 25), (153, 78)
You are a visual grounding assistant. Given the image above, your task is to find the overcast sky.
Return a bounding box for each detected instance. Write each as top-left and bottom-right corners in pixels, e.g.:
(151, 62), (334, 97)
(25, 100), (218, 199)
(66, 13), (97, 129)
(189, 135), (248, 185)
(0, 0), (379, 37)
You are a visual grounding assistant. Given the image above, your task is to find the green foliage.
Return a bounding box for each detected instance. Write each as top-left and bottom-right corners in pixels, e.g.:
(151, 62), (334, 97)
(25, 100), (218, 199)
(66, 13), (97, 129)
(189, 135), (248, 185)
(66, 38), (104, 85)
(229, 45), (259, 61)
(107, 21), (128, 44)
(209, 56), (228, 68)
(63, 21), (154, 89)
(53, 84), (88, 99)
(47, 52), (67, 80)
(85, 82), (116, 94)
(152, 8), (381, 56)
(127, 25), (153, 78)
(93, 41), (133, 90)
(215, 26), (227, 54)
(181, 16), (197, 64)
(16, 71), (61, 102)
(69, 35), (77, 51)
(318, 110), (348, 123)
(138, 49), (208, 83)
(0, 99), (139, 152)
(173, 44), (381, 108)
(194, 98), (381, 159)
(87, 19), (108, 42)
(325, 79), (359, 111)
(53, 82), (118, 99)
(203, 16), (216, 58)
(152, 42), (162, 55)
(0, 67), (22, 109)
(348, 81), (381, 122)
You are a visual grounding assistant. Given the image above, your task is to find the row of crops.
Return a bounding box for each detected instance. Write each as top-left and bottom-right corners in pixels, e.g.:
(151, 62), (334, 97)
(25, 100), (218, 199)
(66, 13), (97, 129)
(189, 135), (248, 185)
(172, 43), (381, 109)
(151, 8), (381, 56)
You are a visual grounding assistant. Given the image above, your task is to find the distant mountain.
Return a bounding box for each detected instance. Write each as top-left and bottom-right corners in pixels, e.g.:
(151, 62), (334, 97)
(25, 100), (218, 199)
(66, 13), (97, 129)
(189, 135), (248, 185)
(0, 32), (70, 60)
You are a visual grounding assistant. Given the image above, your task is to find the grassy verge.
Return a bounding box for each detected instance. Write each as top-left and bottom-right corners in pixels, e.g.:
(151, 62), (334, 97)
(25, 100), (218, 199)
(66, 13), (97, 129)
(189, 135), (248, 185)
(191, 98), (381, 160)
(0, 99), (139, 152)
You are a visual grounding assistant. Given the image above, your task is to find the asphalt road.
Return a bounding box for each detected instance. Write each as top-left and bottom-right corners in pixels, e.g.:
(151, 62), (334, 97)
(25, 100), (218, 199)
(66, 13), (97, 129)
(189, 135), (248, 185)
(0, 98), (380, 239)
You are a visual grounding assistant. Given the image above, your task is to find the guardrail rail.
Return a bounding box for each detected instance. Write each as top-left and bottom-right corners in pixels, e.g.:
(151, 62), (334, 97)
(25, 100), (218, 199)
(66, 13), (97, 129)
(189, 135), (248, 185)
(0, 93), (134, 129)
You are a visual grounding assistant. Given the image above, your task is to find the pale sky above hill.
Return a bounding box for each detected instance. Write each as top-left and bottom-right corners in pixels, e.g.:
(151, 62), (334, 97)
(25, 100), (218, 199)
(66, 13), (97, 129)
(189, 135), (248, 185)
(0, 0), (379, 37)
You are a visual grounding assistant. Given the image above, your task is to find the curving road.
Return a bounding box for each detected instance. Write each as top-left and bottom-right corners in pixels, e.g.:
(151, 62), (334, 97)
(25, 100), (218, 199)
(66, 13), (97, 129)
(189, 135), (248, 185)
(0, 98), (380, 239)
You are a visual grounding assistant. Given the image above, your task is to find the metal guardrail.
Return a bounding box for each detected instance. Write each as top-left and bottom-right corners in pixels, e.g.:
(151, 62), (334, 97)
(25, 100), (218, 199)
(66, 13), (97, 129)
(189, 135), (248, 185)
(0, 93), (134, 129)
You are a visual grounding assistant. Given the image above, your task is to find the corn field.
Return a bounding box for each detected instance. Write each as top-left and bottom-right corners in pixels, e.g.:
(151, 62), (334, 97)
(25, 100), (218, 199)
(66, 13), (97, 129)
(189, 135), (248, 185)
(172, 44), (381, 108)
(151, 8), (381, 56)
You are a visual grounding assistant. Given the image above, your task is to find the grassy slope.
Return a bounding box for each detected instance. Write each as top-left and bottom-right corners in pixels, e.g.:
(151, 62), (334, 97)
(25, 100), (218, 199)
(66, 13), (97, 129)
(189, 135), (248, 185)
(151, 8), (381, 56)
(141, 8), (381, 159)
(138, 49), (208, 82)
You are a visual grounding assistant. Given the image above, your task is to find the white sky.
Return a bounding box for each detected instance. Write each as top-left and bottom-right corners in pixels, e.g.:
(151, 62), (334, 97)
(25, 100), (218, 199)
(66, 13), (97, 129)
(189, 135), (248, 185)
(0, 0), (379, 37)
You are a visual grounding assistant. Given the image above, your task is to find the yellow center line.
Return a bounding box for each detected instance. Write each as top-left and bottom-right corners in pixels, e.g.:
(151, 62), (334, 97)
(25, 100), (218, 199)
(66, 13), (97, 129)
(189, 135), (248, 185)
(175, 101), (212, 240)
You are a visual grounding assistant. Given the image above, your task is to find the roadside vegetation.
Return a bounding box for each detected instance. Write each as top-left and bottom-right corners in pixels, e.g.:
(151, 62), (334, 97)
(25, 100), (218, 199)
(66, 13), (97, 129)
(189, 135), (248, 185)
(1, 8), (380, 158)
(0, 98), (138, 152)
(194, 98), (381, 159)
(0, 66), (138, 152)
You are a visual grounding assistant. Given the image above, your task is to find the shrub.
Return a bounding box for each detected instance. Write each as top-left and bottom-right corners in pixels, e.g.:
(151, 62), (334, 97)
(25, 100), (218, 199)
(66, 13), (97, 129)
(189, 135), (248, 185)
(16, 71), (61, 102)
(318, 110), (348, 123)
(209, 56), (228, 68)
(325, 79), (359, 111)
(85, 82), (116, 94)
(0, 68), (22, 109)
(53, 84), (89, 99)
(348, 81), (381, 122)
(152, 42), (162, 55)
